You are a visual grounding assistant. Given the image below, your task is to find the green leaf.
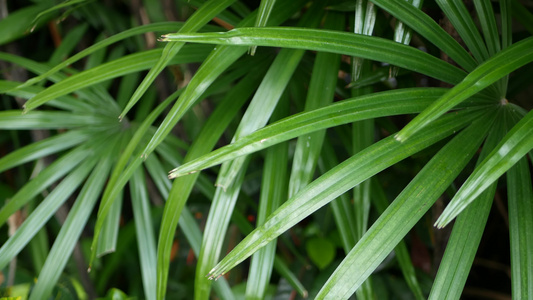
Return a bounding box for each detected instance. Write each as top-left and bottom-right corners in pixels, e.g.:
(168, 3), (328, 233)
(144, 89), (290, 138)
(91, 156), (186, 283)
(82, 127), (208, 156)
(371, 0), (477, 72)
(195, 159), (249, 299)
(206, 107), (486, 281)
(130, 169), (157, 300)
(0, 156), (98, 269)
(180, 210), (236, 300)
(511, 0), (533, 34)
(89, 90), (178, 268)
(14, 22), (214, 89)
(142, 141), (237, 300)
(91, 55), (267, 268)
(352, 119), (375, 300)
(352, 119), (374, 237)
(22, 45), (210, 112)
(250, 0), (277, 55)
(395, 36), (533, 142)
(0, 130), (91, 173)
(101, 288), (129, 300)
(350, 58), (377, 300)
(48, 24), (89, 65)
(141, 45), (248, 158)
(0, 52), (117, 110)
(96, 190), (123, 257)
(0, 111), (115, 129)
(30, 0), (90, 30)
(272, 257), (308, 298)
(0, 5), (52, 45)
(371, 180), (424, 300)
(435, 106), (533, 227)
(146, 84), (305, 299)
(499, 0), (512, 96)
(213, 0), (326, 192)
(306, 237), (336, 270)
(27, 219), (48, 275)
(320, 139), (357, 253)
(119, 0), (238, 119)
(0, 145), (91, 227)
(142, 0), (311, 161)
(501, 0), (512, 50)
(435, 0), (489, 63)
(390, 0), (423, 77)
(429, 109), (506, 299)
(474, 0), (504, 96)
(254, 0), (277, 29)
(169, 88), (470, 178)
(160, 27), (467, 85)
(116, 73), (140, 109)
(0, 79), (93, 112)
(352, 0), (376, 81)
(288, 11), (343, 197)
(155, 67), (265, 300)
(245, 99), (289, 300)
(473, 0), (501, 57)
(507, 158), (533, 299)
(29, 158), (111, 300)
(314, 108), (497, 299)
(214, 47), (304, 189)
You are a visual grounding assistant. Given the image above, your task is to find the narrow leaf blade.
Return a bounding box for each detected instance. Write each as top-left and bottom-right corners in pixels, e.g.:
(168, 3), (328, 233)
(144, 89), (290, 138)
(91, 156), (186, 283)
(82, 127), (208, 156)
(395, 36), (533, 142)
(436, 107), (533, 227)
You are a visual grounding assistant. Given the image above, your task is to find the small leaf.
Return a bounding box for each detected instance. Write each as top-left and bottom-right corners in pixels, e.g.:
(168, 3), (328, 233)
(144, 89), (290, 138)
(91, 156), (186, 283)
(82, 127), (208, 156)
(306, 237), (336, 270)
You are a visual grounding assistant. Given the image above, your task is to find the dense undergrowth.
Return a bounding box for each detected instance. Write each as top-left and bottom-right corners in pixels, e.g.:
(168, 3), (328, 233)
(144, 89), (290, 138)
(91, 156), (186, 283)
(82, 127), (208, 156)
(1, 0), (533, 299)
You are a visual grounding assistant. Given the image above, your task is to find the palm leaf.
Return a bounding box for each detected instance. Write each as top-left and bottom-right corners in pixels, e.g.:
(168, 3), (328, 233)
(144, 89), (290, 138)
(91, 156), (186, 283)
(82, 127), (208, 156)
(314, 108), (497, 299)
(436, 107), (533, 227)
(160, 27), (467, 85)
(206, 107), (487, 280)
(395, 36), (533, 142)
(169, 88), (483, 178)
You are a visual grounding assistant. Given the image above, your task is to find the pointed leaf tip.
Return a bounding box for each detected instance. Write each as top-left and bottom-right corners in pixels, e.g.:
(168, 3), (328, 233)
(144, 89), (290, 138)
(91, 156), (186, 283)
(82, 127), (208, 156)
(394, 132), (407, 142)
(394, 133), (402, 142)
(168, 169), (198, 179)
(207, 267), (224, 280)
(214, 183), (228, 192)
(434, 217), (449, 229)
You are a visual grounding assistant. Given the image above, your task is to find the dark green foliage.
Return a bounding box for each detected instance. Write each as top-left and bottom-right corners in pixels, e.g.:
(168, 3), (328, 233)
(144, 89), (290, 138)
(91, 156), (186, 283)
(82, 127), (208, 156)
(1, 0), (532, 299)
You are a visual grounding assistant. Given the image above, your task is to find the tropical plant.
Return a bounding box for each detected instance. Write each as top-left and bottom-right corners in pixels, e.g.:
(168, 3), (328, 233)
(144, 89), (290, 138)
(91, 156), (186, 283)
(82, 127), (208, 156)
(1, 0), (532, 299)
